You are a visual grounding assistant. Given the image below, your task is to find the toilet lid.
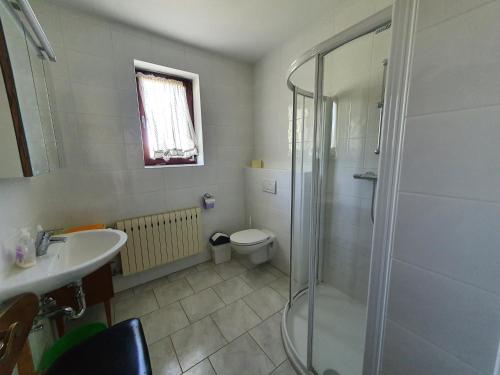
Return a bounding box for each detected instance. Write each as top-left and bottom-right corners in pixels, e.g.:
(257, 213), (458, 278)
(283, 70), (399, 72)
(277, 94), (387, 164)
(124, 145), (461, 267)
(230, 229), (269, 246)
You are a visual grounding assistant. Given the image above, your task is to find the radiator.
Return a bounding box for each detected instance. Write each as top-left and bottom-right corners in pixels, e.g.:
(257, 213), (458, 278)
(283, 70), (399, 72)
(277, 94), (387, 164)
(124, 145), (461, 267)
(116, 208), (203, 275)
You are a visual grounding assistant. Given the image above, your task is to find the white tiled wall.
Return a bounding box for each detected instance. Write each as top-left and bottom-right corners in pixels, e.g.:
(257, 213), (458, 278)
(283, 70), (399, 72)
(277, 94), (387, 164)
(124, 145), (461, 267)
(1, 0), (254, 366)
(244, 168), (291, 274)
(0, 0), (253, 273)
(382, 1), (500, 374)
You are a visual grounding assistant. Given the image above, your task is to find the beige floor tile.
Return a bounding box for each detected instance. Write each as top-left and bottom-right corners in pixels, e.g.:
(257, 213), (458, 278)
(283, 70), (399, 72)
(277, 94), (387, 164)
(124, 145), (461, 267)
(209, 333), (275, 375)
(240, 268), (278, 290)
(249, 313), (286, 366)
(211, 299), (261, 342)
(113, 290), (158, 322)
(180, 288), (225, 322)
(257, 263), (286, 278)
(141, 302), (189, 344)
(213, 260), (247, 280)
(212, 276), (254, 304)
(167, 266), (198, 282)
(154, 278), (194, 307)
(269, 277), (290, 299)
(134, 275), (170, 295)
(112, 288), (135, 303)
(196, 261), (214, 271)
(186, 269), (223, 292)
(243, 286), (286, 320)
(182, 359), (215, 375)
(270, 360), (297, 375)
(148, 336), (182, 375)
(232, 254), (254, 269)
(171, 317), (226, 371)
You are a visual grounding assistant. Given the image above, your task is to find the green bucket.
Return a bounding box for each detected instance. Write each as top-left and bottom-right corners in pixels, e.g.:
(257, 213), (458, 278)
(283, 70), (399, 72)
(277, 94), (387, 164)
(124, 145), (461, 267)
(38, 322), (107, 373)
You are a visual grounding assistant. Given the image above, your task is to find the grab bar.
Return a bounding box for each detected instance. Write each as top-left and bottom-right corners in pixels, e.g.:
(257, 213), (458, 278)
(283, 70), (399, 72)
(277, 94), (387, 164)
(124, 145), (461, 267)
(353, 172), (378, 223)
(374, 59), (388, 155)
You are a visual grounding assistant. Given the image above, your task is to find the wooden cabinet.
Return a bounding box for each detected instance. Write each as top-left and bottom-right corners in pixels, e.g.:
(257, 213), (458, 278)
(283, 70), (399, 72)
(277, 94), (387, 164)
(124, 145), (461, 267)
(46, 264), (114, 337)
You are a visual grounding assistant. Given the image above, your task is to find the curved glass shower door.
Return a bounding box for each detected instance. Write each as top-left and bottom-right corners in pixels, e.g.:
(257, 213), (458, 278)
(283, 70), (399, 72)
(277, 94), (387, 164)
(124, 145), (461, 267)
(282, 8), (392, 375)
(312, 26), (392, 375)
(287, 58), (316, 365)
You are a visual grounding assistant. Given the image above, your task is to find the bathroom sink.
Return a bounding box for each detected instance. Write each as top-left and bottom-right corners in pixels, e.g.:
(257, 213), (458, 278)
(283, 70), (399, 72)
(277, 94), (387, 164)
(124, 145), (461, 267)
(0, 229), (127, 301)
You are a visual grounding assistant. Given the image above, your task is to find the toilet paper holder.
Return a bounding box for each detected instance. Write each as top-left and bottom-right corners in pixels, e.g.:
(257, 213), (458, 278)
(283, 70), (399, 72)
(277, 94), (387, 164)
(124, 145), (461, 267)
(203, 193), (215, 209)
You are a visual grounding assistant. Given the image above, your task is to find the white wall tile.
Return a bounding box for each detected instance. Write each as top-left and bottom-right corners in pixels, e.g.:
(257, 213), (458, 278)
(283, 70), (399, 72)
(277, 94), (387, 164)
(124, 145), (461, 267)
(407, 2), (500, 116)
(417, 0), (493, 31)
(81, 143), (126, 171)
(394, 193), (500, 294)
(111, 27), (153, 61)
(400, 107), (500, 202)
(66, 50), (115, 89)
(60, 12), (113, 58)
(76, 114), (123, 144)
(382, 320), (482, 375)
(388, 260), (500, 374)
(71, 83), (120, 116)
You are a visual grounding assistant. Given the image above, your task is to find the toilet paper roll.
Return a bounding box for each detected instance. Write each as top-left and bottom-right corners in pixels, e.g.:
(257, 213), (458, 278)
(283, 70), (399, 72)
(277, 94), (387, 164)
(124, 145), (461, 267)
(203, 194), (215, 209)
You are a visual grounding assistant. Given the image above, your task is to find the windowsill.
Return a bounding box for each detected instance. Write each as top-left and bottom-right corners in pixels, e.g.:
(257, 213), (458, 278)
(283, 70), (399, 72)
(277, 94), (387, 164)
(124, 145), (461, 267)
(144, 162), (205, 169)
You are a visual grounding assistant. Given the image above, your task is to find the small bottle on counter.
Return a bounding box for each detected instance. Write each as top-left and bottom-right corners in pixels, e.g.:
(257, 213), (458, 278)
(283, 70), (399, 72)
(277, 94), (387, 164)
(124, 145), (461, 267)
(15, 228), (36, 268)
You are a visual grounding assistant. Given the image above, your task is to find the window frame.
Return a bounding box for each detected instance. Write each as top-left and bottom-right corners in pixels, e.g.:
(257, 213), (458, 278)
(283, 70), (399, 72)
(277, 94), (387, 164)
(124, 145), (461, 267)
(134, 60), (205, 168)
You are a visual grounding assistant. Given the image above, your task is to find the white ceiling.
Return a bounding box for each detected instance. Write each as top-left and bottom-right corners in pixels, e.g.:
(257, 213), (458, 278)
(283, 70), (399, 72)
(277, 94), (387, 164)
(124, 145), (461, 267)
(50, 0), (335, 62)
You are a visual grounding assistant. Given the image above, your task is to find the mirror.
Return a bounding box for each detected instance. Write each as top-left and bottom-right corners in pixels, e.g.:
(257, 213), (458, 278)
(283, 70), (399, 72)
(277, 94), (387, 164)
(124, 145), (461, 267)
(0, 2), (58, 178)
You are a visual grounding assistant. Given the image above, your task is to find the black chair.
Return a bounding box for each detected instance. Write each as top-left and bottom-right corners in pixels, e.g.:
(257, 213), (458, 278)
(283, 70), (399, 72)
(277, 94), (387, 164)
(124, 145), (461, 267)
(45, 319), (152, 375)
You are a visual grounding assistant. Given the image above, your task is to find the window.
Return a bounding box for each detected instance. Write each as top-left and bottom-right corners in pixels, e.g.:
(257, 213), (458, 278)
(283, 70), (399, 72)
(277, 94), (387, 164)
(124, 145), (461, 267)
(134, 60), (204, 167)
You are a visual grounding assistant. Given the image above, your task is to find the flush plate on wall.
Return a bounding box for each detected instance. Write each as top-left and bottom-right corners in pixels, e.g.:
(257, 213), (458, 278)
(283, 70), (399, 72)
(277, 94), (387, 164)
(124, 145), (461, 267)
(262, 179), (277, 194)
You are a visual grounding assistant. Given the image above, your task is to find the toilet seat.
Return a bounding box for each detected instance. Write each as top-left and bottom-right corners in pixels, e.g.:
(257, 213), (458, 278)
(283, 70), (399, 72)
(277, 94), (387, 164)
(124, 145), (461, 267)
(230, 229), (269, 246)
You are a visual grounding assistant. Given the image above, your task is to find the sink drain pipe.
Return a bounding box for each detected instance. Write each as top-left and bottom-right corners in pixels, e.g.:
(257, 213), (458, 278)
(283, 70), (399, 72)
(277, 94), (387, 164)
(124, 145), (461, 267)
(67, 279), (86, 319)
(35, 279), (87, 329)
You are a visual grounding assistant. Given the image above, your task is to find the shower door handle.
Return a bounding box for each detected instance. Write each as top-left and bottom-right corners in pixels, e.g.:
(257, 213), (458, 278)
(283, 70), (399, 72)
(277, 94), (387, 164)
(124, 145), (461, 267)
(375, 102), (383, 155)
(375, 59), (388, 155)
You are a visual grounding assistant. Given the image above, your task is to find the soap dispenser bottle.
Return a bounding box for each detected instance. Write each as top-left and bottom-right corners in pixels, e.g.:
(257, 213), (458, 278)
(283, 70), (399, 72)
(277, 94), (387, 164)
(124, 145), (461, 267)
(15, 228), (36, 268)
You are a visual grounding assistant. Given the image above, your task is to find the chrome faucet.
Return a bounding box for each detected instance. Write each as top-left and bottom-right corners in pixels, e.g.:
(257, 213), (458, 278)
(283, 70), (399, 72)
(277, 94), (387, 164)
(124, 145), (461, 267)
(35, 230), (67, 257)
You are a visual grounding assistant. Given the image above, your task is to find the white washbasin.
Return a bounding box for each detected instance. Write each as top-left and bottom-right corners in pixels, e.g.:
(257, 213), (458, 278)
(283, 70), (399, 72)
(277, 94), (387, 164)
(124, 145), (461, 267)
(0, 229), (127, 301)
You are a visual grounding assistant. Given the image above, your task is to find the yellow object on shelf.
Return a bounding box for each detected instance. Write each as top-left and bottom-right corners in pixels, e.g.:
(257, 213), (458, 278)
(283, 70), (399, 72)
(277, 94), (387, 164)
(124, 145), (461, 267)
(251, 160), (263, 168)
(63, 224), (106, 234)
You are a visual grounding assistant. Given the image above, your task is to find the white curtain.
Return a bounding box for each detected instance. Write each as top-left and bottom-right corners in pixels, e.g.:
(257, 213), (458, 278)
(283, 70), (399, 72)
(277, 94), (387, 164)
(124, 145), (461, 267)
(137, 73), (198, 160)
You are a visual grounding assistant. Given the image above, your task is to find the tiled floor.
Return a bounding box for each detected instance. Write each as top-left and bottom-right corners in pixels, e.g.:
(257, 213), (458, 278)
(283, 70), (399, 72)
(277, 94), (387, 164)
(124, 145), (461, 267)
(80, 260), (296, 375)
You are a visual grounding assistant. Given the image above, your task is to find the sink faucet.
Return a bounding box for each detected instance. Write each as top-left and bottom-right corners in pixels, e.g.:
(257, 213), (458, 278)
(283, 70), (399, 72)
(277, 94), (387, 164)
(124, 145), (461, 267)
(35, 230), (67, 257)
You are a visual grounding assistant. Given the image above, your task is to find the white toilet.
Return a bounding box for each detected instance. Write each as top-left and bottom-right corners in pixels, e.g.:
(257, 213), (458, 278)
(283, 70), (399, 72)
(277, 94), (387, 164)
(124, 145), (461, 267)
(230, 228), (275, 265)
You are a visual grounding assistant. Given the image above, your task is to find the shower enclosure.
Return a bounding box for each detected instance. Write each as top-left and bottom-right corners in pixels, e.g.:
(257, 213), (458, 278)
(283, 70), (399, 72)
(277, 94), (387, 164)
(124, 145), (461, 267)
(282, 7), (392, 375)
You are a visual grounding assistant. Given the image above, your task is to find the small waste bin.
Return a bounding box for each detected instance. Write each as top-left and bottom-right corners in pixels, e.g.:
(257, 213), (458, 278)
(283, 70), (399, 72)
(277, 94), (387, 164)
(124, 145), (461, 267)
(209, 232), (231, 264)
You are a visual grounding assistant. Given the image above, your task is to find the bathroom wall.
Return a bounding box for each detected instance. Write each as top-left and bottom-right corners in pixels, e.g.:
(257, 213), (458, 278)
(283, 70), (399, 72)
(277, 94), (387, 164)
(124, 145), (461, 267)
(244, 168), (291, 273)
(381, 1), (500, 374)
(0, 0), (254, 276)
(0, 0), (253, 366)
